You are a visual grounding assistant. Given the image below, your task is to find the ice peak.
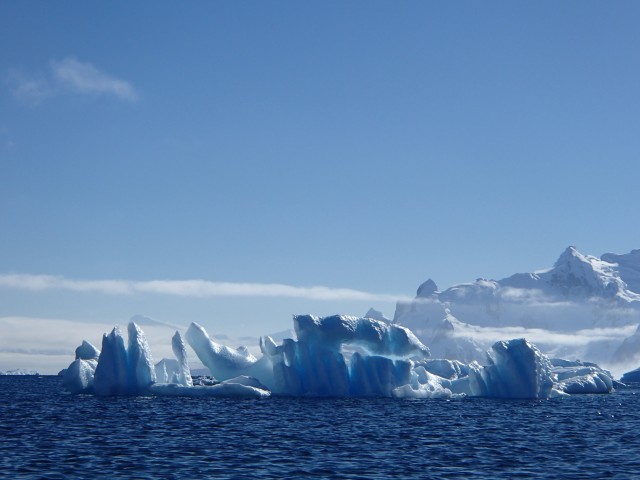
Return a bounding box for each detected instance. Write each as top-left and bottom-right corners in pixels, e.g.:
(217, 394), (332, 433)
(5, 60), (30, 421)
(554, 246), (583, 267)
(417, 279), (438, 297)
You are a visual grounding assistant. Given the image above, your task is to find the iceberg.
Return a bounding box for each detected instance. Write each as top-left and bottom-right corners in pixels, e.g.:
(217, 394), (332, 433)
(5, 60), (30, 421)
(64, 323), (182, 396)
(171, 331), (193, 387)
(257, 315), (428, 396)
(61, 358), (98, 394)
(185, 322), (258, 380)
(93, 326), (135, 396)
(149, 376), (270, 398)
(61, 315), (616, 400)
(550, 359), (614, 394)
(466, 339), (555, 399)
(154, 333), (193, 385)
(293, 314), (430, 358)
(421, 358), (469, 380)
(392, 366), (454, 399)
(155, 358), (180, 383)
(621, 367), (640, 384)
(393, 339), (561, 399)
(75, 340), (100, 361)
(127, 322), (156, 390)
(0, 369), (41, 376)
(60, 340), (101, 394)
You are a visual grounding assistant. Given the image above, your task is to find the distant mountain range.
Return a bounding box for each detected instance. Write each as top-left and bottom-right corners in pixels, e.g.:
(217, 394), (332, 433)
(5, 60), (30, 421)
(389, 246), (640, 371)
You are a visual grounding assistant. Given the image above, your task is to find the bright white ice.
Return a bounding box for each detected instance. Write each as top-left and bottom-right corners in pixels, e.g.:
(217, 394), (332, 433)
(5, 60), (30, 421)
(61, 314), (616, 399)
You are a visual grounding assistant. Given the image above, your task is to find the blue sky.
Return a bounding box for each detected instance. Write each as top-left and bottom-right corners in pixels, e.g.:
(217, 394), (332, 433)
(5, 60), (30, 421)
(1, 2), (640, 359)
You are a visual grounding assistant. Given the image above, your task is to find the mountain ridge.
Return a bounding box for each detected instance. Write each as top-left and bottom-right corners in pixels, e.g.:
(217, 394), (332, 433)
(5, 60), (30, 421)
(391, 246), (640, 370)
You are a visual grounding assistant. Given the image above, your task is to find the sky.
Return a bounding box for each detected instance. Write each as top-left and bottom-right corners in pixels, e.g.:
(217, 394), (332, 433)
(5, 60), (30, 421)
(1, 2), (640, 372)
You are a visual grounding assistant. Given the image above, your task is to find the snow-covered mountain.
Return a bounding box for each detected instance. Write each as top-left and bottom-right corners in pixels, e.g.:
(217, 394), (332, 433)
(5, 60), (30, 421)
(391, 246), (640, 371)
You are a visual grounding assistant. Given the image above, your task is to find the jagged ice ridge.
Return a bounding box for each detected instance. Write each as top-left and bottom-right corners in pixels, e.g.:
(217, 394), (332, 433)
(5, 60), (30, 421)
(61, 315), (615, 399)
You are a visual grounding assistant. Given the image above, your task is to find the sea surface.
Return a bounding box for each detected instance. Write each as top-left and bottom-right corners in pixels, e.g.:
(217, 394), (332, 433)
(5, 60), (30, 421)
(1, 376), (640, 479)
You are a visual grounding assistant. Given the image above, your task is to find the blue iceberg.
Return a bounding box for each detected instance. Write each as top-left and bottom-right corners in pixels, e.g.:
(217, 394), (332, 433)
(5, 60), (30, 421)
(61, 315), (615, 399)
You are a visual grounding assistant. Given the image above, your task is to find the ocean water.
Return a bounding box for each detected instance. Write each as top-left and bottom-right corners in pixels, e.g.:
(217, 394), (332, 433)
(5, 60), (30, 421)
(1, 376), (640, 479)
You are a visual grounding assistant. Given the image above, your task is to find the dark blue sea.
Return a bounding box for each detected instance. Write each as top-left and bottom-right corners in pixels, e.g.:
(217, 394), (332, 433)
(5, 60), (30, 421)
(1, 376), (640, 479)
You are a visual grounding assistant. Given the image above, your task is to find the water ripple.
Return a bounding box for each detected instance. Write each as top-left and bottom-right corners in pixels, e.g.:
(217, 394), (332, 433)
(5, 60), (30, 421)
(1, 377), (640, 479)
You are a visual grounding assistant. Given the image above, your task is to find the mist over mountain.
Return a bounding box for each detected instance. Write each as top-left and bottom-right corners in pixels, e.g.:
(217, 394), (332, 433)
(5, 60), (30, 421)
(391, 246), (640, 372)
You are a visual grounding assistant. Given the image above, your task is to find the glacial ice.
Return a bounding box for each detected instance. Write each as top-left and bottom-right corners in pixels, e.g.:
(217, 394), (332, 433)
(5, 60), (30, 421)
(75, 340), (100, 361)
(171, 331), (193, 387)
(61, 340), (100, 394)
(153, 334), (193, 386)
(293, 314), (430, 358)
(0, 369), (41, 376)
(61, 315), (616, 400)
(621, 367), (640, 384)
(467, 339), (555, 399)
(550, 359), (614, 394)
(154, 358), (180, 384)
(61, 359), (98, 394)
(93, 327), (135, 396)
(149, 377), (270, 398)
(185, 322), (258, 380)
(127, 322), (156, 390)
(392, 366), (454, 399)
(421, 358), (469, 380)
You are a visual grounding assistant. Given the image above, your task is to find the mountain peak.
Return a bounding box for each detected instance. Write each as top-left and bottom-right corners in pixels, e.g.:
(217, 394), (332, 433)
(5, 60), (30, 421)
(416, 279), (438, 297)
(364, 308), (391, 323)
(554, 246), (583, 267)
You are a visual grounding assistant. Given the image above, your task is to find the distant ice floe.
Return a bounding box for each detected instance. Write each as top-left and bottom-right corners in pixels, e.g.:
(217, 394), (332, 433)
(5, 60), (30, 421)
(0, 368), (41, 376)
(621, 365), (640, 384)
(60, 314), (616, 400)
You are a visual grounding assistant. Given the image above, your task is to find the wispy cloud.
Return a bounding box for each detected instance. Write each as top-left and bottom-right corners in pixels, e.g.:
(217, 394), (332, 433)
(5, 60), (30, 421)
(7, 56), (138, 105)
(6, 71), (51, 105)
(51, 57), (137, 101)
(452, 323), (637, 347)
(0, 273), (410, 303)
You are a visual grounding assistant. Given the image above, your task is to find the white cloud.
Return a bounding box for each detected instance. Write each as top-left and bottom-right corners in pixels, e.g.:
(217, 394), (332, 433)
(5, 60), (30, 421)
(6, 70), (52, 105)
(452, 323), (637, 347)
(7, 57), (138, 105)
(51, 57), (138, 101)
(0, 273), (411, 303)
